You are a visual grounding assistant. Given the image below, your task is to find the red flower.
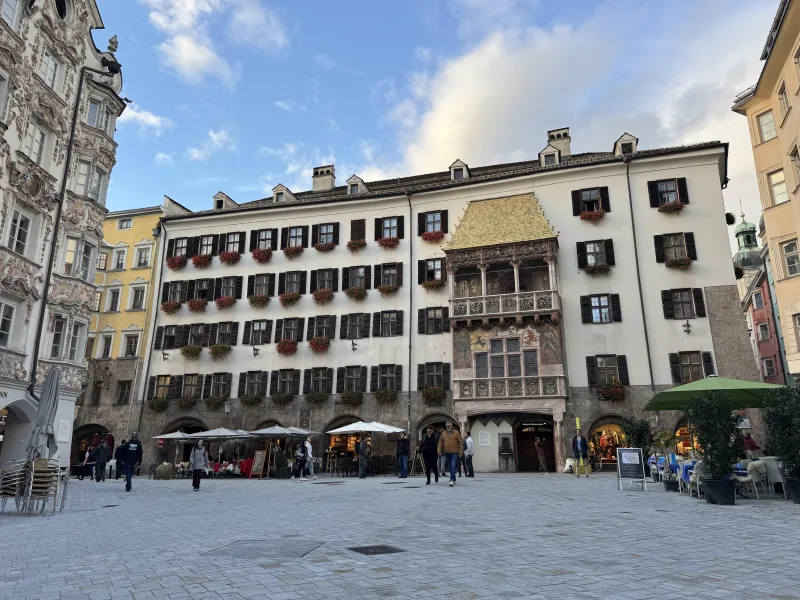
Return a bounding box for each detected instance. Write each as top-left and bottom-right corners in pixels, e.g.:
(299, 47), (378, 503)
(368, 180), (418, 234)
(658, 201), (685, 214)
(421, 278), (446, 291)
(279, 291), (301, 308)
(377, 237), (400, 248)
(161, 300), (181, 314)
(314, 242), (336, 253)
(276, 339), (298, 356)
(421, 230), (445, 243)
(192, 254), (212, 268)
(312, 288), (334, 305)
(283, 246), (304, 258)
(346, 239), (367, 253)
(251, 248), (272, 264)
(187, 298), (208, 312)
(248, 294), (270, 308)
(308, 337), (330, 353)
(344, 286), (367, 300)
(597, 384), (625, 401)
(665, 257), (692, 269)
(377, 284), (399, 297)
(215, 296), (236, 310)
(219, 250), (241, 265)
(580, 210), (606, 224)
(166, 255), (186, 271)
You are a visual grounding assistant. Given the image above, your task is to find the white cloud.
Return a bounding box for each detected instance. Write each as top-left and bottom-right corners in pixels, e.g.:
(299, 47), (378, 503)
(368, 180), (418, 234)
(414, 46), (432, 62)
(274, 100), (307, 113)
(186, 129), (237, 161)
(157, 34), (239, 87)
(154, 152), (174, 166)
(118, 103), (174, 137)
(228, 0), (288, 54)
(313, 53), (362, 75)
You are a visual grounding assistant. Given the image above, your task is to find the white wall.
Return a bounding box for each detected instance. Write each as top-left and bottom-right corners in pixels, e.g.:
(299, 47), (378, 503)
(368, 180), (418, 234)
(470, 419), (514, 472)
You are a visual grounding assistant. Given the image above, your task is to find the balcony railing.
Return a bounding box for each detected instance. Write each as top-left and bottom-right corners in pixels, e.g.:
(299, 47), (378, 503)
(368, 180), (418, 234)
(450, 290), (559, 319)
(454, 376), (566, 400)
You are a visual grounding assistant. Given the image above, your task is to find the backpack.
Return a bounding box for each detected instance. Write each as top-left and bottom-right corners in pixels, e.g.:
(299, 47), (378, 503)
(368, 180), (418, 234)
(295, 445), (306, 460)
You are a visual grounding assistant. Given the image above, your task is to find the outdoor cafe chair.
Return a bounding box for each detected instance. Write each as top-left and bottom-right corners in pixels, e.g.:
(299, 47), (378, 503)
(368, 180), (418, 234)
(0, 460), (27, 514)
(383, 456), (397, 476)
(760, 457), (787, 499)
(688, 460), (705, 499)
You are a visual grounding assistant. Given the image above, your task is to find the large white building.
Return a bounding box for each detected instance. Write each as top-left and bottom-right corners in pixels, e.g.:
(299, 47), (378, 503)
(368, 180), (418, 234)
(139, 128), (756, 472)
(0, 0), (125, 465)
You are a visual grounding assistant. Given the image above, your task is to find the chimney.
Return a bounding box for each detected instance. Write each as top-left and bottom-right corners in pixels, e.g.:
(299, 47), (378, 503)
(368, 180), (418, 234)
(312, 165), (336, 192)
(547, 127), (571, 158)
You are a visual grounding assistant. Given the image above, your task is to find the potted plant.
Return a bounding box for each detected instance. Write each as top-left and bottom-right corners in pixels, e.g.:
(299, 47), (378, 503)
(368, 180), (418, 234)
(161, 300), (181, 315)
(621, 418), (654, 477)
(252, 248), (272, 264)
(665, 257), (692, 269)
(346, 239), (366, 253)
(192, 254), (212, 268)
(305, 391), (328, 405)
(344, 286), (367, 300)
(240, 395), (263, 407)
(377, 284), (399, 297)
(764, 386), (800, 504)
(177, 396), (197, 410)
(340, 391), (363, 405)
(377, 237), (400, 248)
(272, 392), (294, 406)
(686, 390), (744, 505)
(166, 255), (186, 271)
(312, 288), (333, 305)
(580, 209), (606, 224)
(374, 389), (397, 403)
(422, 386), (446, 406)
(314, 242), (336, 252)
(308, 337), (330, 353)
(276, 339), (298, 356)
(279, 291), (301, 308)
(148, 397), (168, 412)
(658, 201), (685, 214)
(653, 429), (679, 489)
(283, 245), (304, 258)
(248, 294), (270, 308)
(597, 383), (625, 401)
(582, 264), (610, 275)
(421, 230), (445, 243)
(205, 396), (226, 410)
(209, 344), (231, 360)
(180, 345), (202, 361)
(421, 278), (446, 292)
(215, 296), (236, 310)
(218, 250), (241, 265)
(187, 298), (208, 312)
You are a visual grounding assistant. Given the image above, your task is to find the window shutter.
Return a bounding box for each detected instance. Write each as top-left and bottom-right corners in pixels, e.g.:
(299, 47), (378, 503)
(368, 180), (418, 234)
(230, 322), (239, 345)
(374, 217), (382, 240)
(202, 324), (211, 347)
(669, 353), (682, 384)
(213, 278), (222, 300)
(211, 234), (220, 256)
(243, 321), (252, 345)
(187, 280), (196, 300)
(661, 290), (674, 319)
(397, 263), (403, 286)
(173, 376), (184, 400)
(328, 315), (337, 339)
(600, 187), (610, 212)
(219, 234), (229, 254)
(684, 233), (697, 261)
(300, 271), (307, 294)
(610, 294), (622, 322)
(201, 374), (212, 398)
(605, 239), (615, 266)
(247, 275), (255, 297)
(351, 219), (365, 241)
(653, 235), (665, 263)
(234, 276), (243, 299)
(237, 373), (247, 397)
(702, 352), (715, 376)
(166, 239), (175, 259)
(296, 318), (305, 342)
(280, 227), (288, 249)
(223, 373), (232, 398)
(332, 223), (340, 245)
(147, 376), (156, 399)
(325, 368), (334, 393)
(270, 229), (278, 251)
(269, 371), (279, 396)
(677, 177), (689, 204)
(395, 365), (403, 391)
(180, 325), (190, 346)
(190, 237), (200, 257)
(164, 328), (175, 350)
(370, 366), (379, 392)
(237, 232), (245, 253)
(373, 312), (381, 337)
(311, 224), (319, 246)
(576, 242), (587, 269)
(693, 288), (706, 317)
(374, 265), (381, 288)
(264, 320), (273, 344)
(397, 216), (404, 239)
(180, 284), (189, 303)
(441, 210), (449, 233)
(442, 307), (450, 331)
(310, 270), (318, 293)
(361, 313), (370, 338)
(307, 317), (315, 340)
(441, 258), (447, 281)
(161, 283), (169, 303)
(336, 367), (345, 393)
(340, 315), (348, 339)
(274, 320), (283, 342)
(617, 355), (629, 385)
(418, 212), (426, 236)
(417, 364), (426, 390)
(647, 181), (659, 208)
(332, 268), (339, 292)
(208, 324), (219, 346)
(342, 267), (350, 290)
(586, 356), (597, 387)
(396, 311), (403, 336)
(154, 327), (164, 350)
(268, 274), (276, 297)
(303, 369), (312, 394)
(580, 296), (592, 323)
(249, 230), (258, 252)
(442, 363), (451, 391)
(301, 226), (309, 248)
(418, 308), (425, 334)
(360, 366), (368, 392)
(364, 265), (372, 290)
(571, 190), (581, 216)
(417, 260), (425, 284)
(292, 370), (301, 395)
(259, 371), (269, 396)
(278, 273), (286, 295)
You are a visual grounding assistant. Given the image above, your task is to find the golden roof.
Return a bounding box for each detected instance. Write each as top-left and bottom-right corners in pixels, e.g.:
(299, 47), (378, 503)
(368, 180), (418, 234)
(444, 193), (557, 251)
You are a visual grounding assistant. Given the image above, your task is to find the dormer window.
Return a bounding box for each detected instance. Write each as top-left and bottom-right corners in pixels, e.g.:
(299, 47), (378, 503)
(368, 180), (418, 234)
(215, 199), (223, 209)
(453, 168), (464, 180)
(449, 160), (470, 181)
(621, 142), (633, 155)
(349, 183), (359, 194)
(544, 154), (556, 166)
(275, 192), (284, 202)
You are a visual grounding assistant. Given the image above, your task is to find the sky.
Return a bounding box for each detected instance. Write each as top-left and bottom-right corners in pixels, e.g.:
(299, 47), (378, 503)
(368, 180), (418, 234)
(99, 0), (777, 247)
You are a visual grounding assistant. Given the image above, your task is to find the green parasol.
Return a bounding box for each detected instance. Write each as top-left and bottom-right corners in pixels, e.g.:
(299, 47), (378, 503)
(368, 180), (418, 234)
(644, 376), (784, 411)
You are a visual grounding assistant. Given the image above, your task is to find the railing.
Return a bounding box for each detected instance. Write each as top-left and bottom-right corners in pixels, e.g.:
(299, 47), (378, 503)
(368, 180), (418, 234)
(450, 290), (559, 318)
(454, 376), (566, 400)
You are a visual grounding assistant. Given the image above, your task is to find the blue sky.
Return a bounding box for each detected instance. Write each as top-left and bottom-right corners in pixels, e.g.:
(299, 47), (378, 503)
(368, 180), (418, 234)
(100, 0), (777, 233)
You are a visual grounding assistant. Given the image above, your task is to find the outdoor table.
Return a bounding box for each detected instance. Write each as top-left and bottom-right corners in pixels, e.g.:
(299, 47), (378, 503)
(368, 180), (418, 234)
(681, 461), (697, 484)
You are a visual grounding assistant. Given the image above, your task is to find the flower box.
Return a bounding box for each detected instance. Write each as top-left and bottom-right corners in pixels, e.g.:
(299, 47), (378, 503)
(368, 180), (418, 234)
(340, 391), (363, 406)
(166, 255), (186, 271)
(665, 257), (692, 269)
(148, 397), (168, 412)
(205, 396), (227, 410)
(219, 250), (241, 265)
(192, 254), (212, 269)
(252, 248), (272, 264)
(308, 336), (330, 354)
(272, 392), (294, 406)
(374, 389), (397, 403)
(283, 246), (304, 258)
(240, 395), (263, 407)
(582, 264), (610, 275)
(421, 230), (445, 243)
(597, 384), (625, 401)
(421, 278), (446, 292)
(314, 242), (336, 253)
(161, 300), (181, 315)
(344, 286), (367, 301)
(422, 386), (447, 406)
(377, 284), (399, 297)
(279, 291), (301, 308)
(377, 237), (400, 248)
(276, 339), (298, 356)
(177, 396), (197, 410)
(248, 294), (270, 308)
(305, 392), (328, 405)
(188, 298), (208, 312)
(346, 239), (367, 253)
(209, 344), (231, 360)
(215, 295), (236, 310)
(180, 345), (202, 361)
(580, 209), (606, 224)
(658, 201), (685, 214)
(312, 288), (334, 305)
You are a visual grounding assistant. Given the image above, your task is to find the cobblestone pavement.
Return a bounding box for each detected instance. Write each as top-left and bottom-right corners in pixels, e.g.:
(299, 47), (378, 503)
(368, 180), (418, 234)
(1, 473), (799, 600)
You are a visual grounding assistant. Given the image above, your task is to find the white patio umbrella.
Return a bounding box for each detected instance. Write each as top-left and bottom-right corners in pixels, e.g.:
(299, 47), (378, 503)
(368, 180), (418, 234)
(326, 421), (405, 434)
(26, 367), (61, 460)
(186, 428), (251, 439)
(286, 427), (319, 436)
(152, 431), (192, 465)
(249, 426), (293, 437)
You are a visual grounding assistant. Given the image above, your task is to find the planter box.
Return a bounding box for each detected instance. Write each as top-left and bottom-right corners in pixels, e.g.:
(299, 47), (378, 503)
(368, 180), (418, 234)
(703, 479), (735, 505)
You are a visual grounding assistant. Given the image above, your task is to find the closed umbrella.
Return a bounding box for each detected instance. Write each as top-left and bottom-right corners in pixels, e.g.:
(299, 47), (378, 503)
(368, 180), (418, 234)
(644, 377), (783, 411)
(26, 367), (61, 460)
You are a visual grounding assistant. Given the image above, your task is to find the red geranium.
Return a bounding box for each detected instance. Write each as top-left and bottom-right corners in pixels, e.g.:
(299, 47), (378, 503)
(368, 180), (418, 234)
(187, 298), (208, 312)
(314, 242), (336, 253)
(166, 255), (186, 270)
(344, 286), (367, 300)
(192, 254), (212, 268)
(279, 291), (301, 308)
(276, 339), (298, 356)
(251, 248), (272, 264)
(219, 250), (241, 265)
(421, 230), (445, 243)
(248, 294), (270, 308)
(421, 278), (446, 291)
(308, 337), (330, 353)
(161, 300), (181, 314)
(283, 246), (304, 258)
(377, 284), (399, 297)
(215, 296), (236, 310)
(580, 210), (606, 224)
(377, 237), (400, 248)
(312, 288), (334, 305)
(346, 239), (366, 253)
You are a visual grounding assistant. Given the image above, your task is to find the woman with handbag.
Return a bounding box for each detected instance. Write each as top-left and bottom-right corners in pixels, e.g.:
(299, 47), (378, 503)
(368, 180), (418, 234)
(189, 440), (210, 491)
(291, 442), (308, 481)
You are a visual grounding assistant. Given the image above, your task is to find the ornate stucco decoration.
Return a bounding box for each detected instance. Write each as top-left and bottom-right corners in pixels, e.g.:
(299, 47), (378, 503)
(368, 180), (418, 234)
(100, 325), (115, 333)
(35, 4), (91, 66)
(122, 324), (143, 332)
(108, 279), (122, 286)
(113, 241), (127, 248)
(37, 361), (88, 391)
(130, 276), (148, 285)
(135, 239), (153, 246)
(0, 349), (27, 381)
(63, 197), (106, 239)
(446, 240), (557, 270)
(47, 276), (95, 320)
(74, 122), (118, 171)
(0, 248), (44, 303)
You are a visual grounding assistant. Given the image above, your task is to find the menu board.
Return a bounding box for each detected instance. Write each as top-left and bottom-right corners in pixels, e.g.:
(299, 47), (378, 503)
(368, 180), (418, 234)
(616, 447), (646, 487)
(250, 450), (267, 480)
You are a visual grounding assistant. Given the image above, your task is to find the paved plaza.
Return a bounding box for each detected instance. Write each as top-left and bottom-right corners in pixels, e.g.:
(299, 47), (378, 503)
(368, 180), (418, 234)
(1, 473), (799, 600)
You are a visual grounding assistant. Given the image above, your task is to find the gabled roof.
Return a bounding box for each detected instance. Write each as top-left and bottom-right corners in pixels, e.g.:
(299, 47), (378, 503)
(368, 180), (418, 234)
(444, 194), (556, 252)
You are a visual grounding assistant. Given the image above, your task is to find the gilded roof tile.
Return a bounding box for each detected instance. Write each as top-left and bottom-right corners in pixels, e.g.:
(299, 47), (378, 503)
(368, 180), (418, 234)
(444, 194), (557, 252)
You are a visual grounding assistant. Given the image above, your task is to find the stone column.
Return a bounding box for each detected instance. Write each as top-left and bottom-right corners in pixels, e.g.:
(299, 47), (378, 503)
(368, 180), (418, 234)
(479, 263), (487, 297)
(545, 252), (558, 290)
(447, 267), (456, 300)
(553, 417), (563, 471)
(511, 260), (520, 294)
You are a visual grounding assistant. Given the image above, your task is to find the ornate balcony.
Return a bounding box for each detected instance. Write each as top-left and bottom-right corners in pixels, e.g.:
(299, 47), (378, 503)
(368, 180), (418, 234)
(450, 290), (560, 321)
(454, 375), (566, 400)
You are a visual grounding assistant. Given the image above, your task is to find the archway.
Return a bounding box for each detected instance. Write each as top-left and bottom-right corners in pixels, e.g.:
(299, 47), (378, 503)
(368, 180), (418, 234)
(160, 417), (208, 462)
(587, 415), (628, 469)
(415, 412), (458, 441)
(0, 398), (38, 463)
(72, 424), (110, 476)
(514, 415), (554, 472)
(323, 414), (363, 462)
(673, 417), (696, 457)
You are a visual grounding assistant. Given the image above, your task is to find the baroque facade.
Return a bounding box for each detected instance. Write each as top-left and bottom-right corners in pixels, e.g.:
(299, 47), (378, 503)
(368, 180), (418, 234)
(0, 0), (125, 465)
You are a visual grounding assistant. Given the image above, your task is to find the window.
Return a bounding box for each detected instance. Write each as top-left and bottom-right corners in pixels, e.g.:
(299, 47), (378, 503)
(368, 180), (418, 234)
(425, 211), (442, 233)
(7, 209), (30, 255)
(275, 191), (284, 203)
(85, 335), (95, 360)
(199, 236), (213, 255)
(183, 374), (200, 399)
(68, 322), (84, 361)
(218, 323), (234, 345)
(63, 238), (77, 276)
(382, 217), (398, 238)
(286, 272), (301, 294)
(194, 279), (210, 300)
(39, 51), (58, 88)
(791, 147), (800, 186)
(381, 312), (397, 337)
(130, 288), (145, 310)
(225, 233), (240, 252)
(314, 316), (331, 338)
(189, 324), (204, 346)
(485, 338), (522, 378)
(621, 142), (633, 154)
(288, 227), (302, 247)
(425, 259), (443, 282)
(452, 167), (464, 180)
(679, 352), (703, 383)
(317, 269), (332, 290)
(23, 121), (46, 165)
(657, 180), (678, 205)
(585, 241), (605, 266)
(96, 253), (107, 271)
(212, 373), (226, 397)
(119, 218), (132, 230)
(664, 234), (687, 260)
(763, 358), (776, 377)
(113, 250), (125, 270)
(100, 335), (112, 359)
(769, 170), (789, 205)
(753, 291), (764, 309)
(672, 289), (695, 320)
(590, 295), (610, 323)
(124, 335), (139, 357)
(221, 277), (236, 297)
(349, 267), (365, 289)
(50, 316), (65, 358)
(783, 240), (800, 277)
(87, 165), (107, 202)
(78, 243), (93, 281)
(426, 308), (443, 334)
(254, 274), (269, 295)
(87, 100), (101, 128)
(92, 290), (101, 311)
(278, 369), (294, 393)
(108, 289), (120, 312)
(349, 183), (359, 194)
(524, 350), (539, 376)
(379, 365), (396, 390)
(0, 302), (13, 347)
(758, 111), (777, 142)
(251, 320), (269, 345)
(168, 281), (186, 303)
(596, 355), (618, 385)
(319, 224), (335, 244)
(311, 368), (328, 392)
(163, 326), (177, 349)
(347, 314), (363, 339)
(543, 154), (556, 166)
(758, 322), (770, 342)
(283, 318), (298, 342)
(136, 248), (150, 267)
(215, 199), (223, 210)
(779, 83), (791, 118)
(425, 362), (443, 388)
(345, 366), (361, 392)
(381, 263), (398, 286)
(245, 372), (261, 397)
(475, 353), (488, 378)
(580, 188), (600, 212)
(117, 381), (132, 405)
(257, 229), (272, 250)
(1, 0), (18, 26)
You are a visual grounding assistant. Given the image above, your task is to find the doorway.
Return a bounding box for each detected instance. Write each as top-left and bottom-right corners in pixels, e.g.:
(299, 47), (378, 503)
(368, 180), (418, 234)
(515, 418), (554, 472)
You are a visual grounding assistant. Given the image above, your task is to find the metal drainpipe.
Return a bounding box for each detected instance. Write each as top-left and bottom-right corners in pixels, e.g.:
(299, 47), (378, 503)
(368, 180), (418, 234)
(406, 191), (413, 436)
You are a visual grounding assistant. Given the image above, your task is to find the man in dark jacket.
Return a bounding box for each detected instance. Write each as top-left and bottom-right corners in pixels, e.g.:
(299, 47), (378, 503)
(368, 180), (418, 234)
(572, 428), (590, 478)
(358, 436), (368, 479)
(114, 440), (126, 480)
(396, 432), (410, 478)
(120, 433), (143, 491)
(419, 426), (439, 485)
(93, 440), (111, 482)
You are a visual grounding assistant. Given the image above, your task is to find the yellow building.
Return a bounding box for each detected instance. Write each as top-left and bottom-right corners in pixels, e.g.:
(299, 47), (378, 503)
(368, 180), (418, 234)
(733, 0), (800, 376)
(73, 206), (163, 456)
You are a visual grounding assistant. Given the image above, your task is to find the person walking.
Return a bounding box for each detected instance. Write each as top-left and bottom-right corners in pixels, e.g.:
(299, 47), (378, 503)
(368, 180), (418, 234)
(304, 436), (318, 480)
(396, 432), (410, 478)
(420, 426), (439, 485)
(78, 447), (92, 480)
(572, 428), (590, 478)
(436, 428), (446, 478)
(437, 421), (464, 487)
(358, 435), (368, 479)
(534, 437), (548, 474)
(291, 441), (307, 481)
(94, 440), (111, 482)
(189, 440), (210, 491)
(120, 433), (143, 492)
(464, 431), (475, 477)
(114, 440), (126, 480)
